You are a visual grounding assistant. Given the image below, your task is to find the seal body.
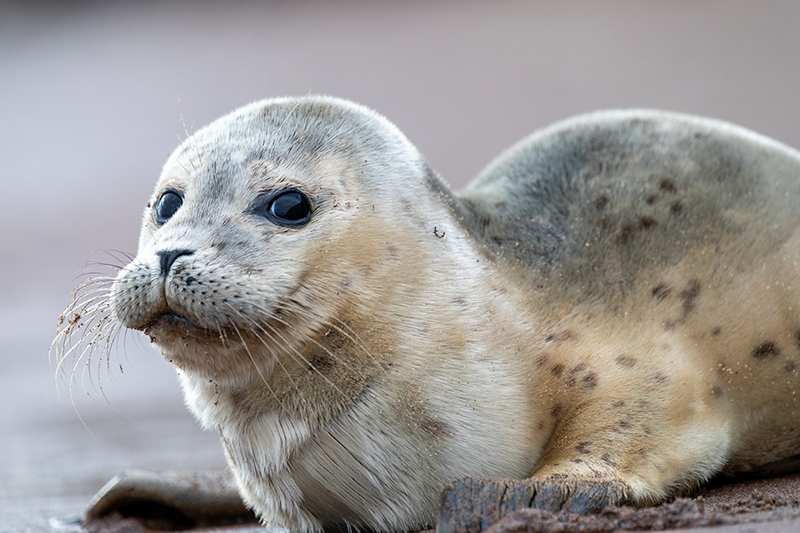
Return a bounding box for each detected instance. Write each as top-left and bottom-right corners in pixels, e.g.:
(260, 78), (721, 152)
(99, 97), (800, 532)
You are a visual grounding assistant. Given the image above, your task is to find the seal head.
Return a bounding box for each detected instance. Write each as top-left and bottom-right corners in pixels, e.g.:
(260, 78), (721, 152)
(109, 96), (544, 531)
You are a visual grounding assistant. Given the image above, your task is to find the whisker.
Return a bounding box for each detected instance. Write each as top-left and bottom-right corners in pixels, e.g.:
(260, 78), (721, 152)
(52, 301), (112, 378)
(328, 319), (381, 366)
(224, 304), (297, 396)
(223, 300), (346, 398)
(264, 300), (368, 369)
(98, 249), (136, 264)
(80, 262), (124, 272)
(68, 276), (114, 296)
(223, 311), (285, 413)
(271, 100), (304, 148)
(240, 299), (360, 395)
(50, 250), (135, 432)
(273, 307), (359, 376)
(177, 96), (199, 172)
(270, 99), (308, 165)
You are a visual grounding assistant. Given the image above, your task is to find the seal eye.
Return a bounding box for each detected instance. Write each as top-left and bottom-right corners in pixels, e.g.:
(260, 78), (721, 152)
(266, 189), (312, 227)
(154, 189), (184, 225)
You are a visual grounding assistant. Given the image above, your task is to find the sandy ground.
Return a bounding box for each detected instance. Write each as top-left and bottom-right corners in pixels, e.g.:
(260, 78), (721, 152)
(450, 474), (800, 532)
(3, 1), (800, 532)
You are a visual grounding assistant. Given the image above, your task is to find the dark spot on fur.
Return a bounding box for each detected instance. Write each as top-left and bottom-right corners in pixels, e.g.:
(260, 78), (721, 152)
(640, 215), (657, 229)
(581, 372), (598, 389)
(752, 341), (779, 360)
(612, 400), (625, 408)
(551, 364), (565, 377)
(670, 200), (683, 214)
(550, 404), (563, 418)
(680, 280), (701, 316)
(601, 453), (616, 467)
(615, 355), (637, 368)
(784, 361), (798, 373)
(795, 330), (800, 349)
(537, 420), (546, 431)
(308, 327), (354, 374)
(620, 223), (634, 244)
(491, 235), (503, 245)
(535, 354), (549, 368)
(652, 283), (671, 301)
(711, 327), (722, 337)
(570, 363), (588, 374)
(711, 385), (723, 398)
(452, 295), (467, 306)
(646, 193), (659, 205)
(545, 331), (576, 343)
(570, 458), (583, 464)
(308, 352), (334, 372)
(494, 201), (507, 210)
(595, 194), (609, 210)
(618, 420), (632, 430)
(420, 416), (452, 439)
(665, 281), (700, 329)
(660, 178), (677, 193)
(653, 372), (668, 385)
(576, 441), (592, 454)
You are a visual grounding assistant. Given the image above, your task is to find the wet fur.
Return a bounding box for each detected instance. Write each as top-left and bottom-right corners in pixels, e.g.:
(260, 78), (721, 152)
(55, 97), (800, 532)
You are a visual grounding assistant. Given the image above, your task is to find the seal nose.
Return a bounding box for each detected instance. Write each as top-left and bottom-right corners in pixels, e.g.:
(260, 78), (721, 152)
(158, 249), (194, 276)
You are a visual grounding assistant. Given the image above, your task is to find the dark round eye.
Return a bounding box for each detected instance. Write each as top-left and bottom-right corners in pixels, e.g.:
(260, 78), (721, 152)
(154, 189), (183, 225)
(265, 189), (312, 227)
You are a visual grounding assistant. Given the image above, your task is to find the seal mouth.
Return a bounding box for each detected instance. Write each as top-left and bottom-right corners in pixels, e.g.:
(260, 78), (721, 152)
(142, 311), (206, 341)
(157, 311), (196, 327)
(142, 310), (196, 328)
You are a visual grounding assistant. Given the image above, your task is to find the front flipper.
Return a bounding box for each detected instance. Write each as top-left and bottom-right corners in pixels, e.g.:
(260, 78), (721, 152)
(85, 469), (257, 529)
(437, 476), (632, 533)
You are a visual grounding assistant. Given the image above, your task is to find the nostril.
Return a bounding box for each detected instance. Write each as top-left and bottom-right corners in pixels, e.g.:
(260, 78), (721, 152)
(158, 249), (194, 276)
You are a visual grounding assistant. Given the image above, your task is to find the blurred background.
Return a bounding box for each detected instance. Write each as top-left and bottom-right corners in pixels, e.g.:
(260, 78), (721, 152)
(2, 1), (800, 530)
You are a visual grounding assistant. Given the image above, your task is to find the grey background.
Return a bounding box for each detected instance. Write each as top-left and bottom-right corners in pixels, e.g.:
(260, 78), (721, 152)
(2, 1), (800, 530)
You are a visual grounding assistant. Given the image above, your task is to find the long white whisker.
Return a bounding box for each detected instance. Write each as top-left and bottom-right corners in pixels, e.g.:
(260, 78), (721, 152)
(224, 313), (286, 413)
(177, 96), (199, 172)
(51, 251), (131, 434)
(263, 297), (369, 372)
(223, 305), (297, 394)
(227, 300), (347, 396)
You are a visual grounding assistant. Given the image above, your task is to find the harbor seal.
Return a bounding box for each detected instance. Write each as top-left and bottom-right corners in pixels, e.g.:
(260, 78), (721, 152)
(55, 96), (800, 533)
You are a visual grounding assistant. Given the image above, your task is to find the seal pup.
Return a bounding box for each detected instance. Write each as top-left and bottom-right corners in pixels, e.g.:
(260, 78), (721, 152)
(54, 96), (800, 533)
